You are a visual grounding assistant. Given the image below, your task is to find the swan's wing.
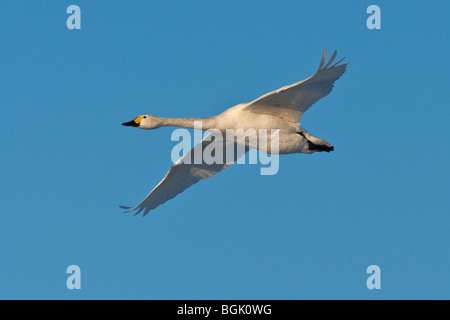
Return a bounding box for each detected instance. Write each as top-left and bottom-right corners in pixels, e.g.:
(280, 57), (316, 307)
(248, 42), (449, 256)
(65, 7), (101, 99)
(244, 49), (347, 123)
(120, 132), (247, 216)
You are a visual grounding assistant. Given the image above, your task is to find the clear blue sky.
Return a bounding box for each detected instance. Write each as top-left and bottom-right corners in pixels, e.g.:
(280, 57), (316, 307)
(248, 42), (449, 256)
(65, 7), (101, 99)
(1, 1), (449, 299)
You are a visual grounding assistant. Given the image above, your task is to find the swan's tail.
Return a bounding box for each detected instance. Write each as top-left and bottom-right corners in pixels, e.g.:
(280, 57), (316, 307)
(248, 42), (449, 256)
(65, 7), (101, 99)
(297, 129), (334, 153)
(307, 142), (334, 152)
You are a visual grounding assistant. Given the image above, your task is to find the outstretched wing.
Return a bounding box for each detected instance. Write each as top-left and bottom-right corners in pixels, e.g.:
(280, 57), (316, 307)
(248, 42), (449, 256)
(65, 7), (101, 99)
(244, 49), (347, 123)
(120, 133), (247, 216)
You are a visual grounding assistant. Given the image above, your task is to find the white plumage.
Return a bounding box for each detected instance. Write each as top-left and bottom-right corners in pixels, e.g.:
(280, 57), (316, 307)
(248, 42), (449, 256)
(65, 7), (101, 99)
(121, 49), (347, 215)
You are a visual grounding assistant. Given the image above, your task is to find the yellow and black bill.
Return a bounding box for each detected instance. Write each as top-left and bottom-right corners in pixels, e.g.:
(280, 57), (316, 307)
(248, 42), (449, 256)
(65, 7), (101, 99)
(122, 116), (143, 127)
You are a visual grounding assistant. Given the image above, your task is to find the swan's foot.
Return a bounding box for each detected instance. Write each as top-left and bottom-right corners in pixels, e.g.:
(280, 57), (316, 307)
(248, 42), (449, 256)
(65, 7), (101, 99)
(307, 141), (334, 152)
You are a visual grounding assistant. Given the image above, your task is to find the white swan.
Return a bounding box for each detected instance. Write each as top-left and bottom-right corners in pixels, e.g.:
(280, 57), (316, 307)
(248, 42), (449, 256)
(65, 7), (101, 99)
(121, 49), (347, 215)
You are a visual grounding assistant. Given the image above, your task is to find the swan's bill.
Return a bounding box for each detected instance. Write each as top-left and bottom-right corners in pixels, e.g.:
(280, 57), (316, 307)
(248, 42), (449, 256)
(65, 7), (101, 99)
(122, 116), (143, 127)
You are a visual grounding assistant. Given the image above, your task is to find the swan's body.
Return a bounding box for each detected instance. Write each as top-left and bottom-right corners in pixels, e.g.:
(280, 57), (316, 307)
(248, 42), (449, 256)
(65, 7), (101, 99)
(121, 49), (347, 215)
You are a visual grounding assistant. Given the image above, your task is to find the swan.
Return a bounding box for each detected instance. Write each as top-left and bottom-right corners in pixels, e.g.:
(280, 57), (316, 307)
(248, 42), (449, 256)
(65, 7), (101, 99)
(121, 49), (347, 216)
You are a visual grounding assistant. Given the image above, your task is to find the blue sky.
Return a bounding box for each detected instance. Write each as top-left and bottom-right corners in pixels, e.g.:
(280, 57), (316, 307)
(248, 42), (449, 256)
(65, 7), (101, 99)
(1, 1), (449, 299)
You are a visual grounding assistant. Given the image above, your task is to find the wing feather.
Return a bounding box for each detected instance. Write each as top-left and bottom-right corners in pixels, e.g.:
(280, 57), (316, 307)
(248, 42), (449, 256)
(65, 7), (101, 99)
(244, 49), (347, 123)
(121, 133), (247, 216)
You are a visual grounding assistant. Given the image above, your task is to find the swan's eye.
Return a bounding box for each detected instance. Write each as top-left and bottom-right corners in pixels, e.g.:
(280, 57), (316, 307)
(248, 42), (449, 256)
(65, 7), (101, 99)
(143, 116), (147, 119)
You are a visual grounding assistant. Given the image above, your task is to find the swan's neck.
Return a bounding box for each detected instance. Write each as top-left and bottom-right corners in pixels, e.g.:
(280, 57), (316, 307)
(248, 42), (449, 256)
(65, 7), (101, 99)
(159, 117), (218, 130)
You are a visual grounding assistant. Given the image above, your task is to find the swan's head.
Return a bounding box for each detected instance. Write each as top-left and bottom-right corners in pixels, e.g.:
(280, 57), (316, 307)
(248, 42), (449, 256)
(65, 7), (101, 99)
(122, 115), (162, 130)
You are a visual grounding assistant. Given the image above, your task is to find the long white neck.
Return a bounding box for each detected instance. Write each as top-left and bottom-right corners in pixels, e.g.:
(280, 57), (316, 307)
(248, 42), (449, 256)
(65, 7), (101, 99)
(158, 116), (219, 130)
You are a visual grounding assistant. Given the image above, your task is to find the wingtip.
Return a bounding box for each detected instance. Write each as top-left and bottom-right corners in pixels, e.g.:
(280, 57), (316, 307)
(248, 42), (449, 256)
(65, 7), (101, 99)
(331, 56), (347, 68)
(324, 51), (338, 69)
(318, 49), (328, 71)
(119, 205), (133, 211)
(119, 205), (138, 215)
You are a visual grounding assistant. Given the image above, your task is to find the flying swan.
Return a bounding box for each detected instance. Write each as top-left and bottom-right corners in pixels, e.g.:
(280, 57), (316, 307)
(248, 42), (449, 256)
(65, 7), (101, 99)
(121, 49), (347, 216)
